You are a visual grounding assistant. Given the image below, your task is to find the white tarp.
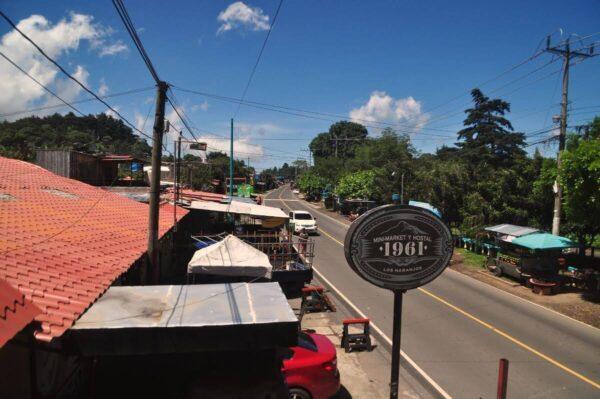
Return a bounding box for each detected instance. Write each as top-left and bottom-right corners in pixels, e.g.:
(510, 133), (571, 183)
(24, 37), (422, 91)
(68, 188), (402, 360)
(190, 200), (288, 219)
(187, 234), (272, 278)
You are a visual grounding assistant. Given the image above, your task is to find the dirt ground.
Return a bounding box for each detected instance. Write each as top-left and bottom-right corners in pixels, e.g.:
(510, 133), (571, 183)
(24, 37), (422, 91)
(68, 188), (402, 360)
(450, 252), (600, 328)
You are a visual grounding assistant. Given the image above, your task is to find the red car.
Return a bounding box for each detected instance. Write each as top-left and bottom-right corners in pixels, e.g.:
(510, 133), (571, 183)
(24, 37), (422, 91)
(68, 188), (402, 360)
(282, 331), (340, 399)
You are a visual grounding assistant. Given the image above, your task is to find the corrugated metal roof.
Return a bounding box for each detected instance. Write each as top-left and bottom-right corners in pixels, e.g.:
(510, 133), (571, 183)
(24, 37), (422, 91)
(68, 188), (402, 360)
(0, 278), (41, 348)
(70, 283), (298, 355)
(0, 157), (188, 343)
(484, 224), (540, 237)
(72, 282), (296, 330)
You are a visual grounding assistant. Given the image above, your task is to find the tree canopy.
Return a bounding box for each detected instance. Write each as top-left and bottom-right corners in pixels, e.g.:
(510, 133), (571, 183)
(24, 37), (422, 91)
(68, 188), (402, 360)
(0, 112), (152, 160)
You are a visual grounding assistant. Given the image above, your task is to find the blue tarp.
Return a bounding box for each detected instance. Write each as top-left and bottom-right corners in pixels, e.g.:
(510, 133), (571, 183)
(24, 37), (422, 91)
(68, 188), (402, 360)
(408, 200), (442, 218)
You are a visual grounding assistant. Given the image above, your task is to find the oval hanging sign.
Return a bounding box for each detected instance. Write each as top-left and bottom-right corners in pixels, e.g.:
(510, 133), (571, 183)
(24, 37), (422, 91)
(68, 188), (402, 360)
(344, 205), (453, 291)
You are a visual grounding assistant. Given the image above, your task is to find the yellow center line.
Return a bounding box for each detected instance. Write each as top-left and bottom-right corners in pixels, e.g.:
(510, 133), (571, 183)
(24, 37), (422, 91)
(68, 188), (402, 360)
(272, 189), (600, 390)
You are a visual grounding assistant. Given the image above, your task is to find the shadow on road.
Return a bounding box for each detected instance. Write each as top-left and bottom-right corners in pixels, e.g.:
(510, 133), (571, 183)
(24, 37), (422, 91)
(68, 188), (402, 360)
(332, 385), (353, 399)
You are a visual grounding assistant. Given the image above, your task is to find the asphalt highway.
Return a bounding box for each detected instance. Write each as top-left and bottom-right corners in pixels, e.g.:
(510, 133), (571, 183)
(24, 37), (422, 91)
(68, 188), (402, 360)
(266, 185), (600, 399)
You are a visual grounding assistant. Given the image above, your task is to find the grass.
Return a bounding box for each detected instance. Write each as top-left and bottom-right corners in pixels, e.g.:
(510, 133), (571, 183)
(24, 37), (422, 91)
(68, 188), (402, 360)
(455, 248), (487, 269)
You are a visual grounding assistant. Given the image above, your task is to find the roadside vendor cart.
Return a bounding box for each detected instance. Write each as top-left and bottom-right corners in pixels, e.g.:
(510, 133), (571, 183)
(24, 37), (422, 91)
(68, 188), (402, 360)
(485, 232), (593, 293)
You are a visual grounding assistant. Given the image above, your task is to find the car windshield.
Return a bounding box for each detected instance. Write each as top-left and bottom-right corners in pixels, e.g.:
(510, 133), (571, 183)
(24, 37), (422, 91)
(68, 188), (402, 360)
(294, 213), (313, 220)
(297, 332), (318, 352)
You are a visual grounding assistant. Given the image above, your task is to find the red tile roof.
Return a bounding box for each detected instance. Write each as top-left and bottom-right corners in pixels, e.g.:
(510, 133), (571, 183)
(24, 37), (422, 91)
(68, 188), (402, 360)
(0, 278), (41, 348)
(0, 157), (188, 343)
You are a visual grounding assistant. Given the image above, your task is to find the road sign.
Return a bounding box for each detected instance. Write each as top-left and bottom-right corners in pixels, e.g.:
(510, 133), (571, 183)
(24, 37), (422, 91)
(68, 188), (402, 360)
(189, 142), (207, 151)
(343, 204), (453, 399)
(344, 204), (453, 291)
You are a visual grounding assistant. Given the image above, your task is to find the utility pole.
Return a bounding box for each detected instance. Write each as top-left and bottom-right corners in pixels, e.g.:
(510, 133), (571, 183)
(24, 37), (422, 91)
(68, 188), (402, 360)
(400, 172), (405, 205)
(229, 118), (234, 197)
(147, 81), (168, 284)
(545, 36), (595, 235)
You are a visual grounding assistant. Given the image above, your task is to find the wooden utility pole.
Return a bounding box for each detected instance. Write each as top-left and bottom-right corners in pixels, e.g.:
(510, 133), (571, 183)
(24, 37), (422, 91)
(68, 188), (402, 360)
(230, 118), (234, 197)
(147, 81), (168, 283)
(545, 37), (595, 235)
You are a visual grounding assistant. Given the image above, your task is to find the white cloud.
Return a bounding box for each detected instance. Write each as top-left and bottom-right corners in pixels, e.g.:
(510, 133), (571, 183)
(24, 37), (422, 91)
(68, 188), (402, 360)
(98, 78), (109, 96)
(0, 13), (127, 120)
(235, 122), (289, 137)
(349, 91), (430, 133)
(198, 135), (264, 159)
(191, 101), (209, 112)
(217, 2), (270, 34)
(134, 111), (149, 133)
(98, 41), (127, 56)
(104, 105), (120, 119)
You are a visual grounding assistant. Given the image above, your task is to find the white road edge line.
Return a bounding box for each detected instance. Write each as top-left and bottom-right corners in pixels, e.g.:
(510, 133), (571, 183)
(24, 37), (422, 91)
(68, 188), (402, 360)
(270, 188), (452, 397)
(312, 266), (453, 399)
(297, 194), (599, 332)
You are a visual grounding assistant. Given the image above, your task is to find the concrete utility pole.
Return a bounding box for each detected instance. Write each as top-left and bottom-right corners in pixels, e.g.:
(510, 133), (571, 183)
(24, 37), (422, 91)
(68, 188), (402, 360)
(147, 81), (168, 283)
(230, 118), (234, 197)
(545, 36), (595, 235)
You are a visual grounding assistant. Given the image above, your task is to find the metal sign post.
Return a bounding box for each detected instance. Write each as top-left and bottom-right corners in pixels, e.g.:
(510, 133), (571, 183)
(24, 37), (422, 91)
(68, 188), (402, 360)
(344, 205), (453, 399)
(389, 289), (405, 398)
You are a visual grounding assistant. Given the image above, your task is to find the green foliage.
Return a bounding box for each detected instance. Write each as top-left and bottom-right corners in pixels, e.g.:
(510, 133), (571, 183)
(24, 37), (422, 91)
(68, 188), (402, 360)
(457, 88), (525, 168)
(297, 170), (328, 200)
(0, 112), (152, 160)
(559, 137), (600, 245)
(336, 170), (377, 200)
(309, 121), (368, 159)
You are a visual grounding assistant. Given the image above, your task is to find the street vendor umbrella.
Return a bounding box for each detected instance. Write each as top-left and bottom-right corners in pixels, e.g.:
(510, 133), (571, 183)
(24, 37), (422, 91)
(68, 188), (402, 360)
(187, 234), (273, 278)
(511, 233), (579, 250)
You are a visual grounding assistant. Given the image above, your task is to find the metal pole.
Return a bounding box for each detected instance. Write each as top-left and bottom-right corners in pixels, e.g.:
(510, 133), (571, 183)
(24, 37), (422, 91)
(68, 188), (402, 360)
(497, 358), (509, 399)
(147, 81), (168, 284)
(552, 40), (570, 236)
(177, 133), (182, 197)
(230, 118), (234, 197)
(389, 290), (405, 399)
(400, 173), (405, 205)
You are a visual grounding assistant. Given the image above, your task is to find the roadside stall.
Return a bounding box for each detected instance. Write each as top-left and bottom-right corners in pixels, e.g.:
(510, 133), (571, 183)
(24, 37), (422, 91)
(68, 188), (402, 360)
(485, 231), (593, 294)
(187, 234), (273, 283)
(187, 200), (314, 296)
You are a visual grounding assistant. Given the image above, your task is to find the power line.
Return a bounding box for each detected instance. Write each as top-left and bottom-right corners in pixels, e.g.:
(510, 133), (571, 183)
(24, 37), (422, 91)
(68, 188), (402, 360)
(232, 0), (284, 119)
(0, 10), (170, 154)
(112, 0), (160, 83)
(422, 49), (545, 115)
(0, 50), (85, 117)
(0, 86), (154, 119)
(173, 86), (456, 138)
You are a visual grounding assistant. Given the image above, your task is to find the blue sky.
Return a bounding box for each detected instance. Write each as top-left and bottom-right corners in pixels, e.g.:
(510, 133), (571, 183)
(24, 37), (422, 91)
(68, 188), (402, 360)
(1, 0), (599, 170)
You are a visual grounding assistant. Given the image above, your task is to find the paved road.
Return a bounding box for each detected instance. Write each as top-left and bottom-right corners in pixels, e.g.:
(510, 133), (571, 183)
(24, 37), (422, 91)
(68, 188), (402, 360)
(266, 185), (600, 399)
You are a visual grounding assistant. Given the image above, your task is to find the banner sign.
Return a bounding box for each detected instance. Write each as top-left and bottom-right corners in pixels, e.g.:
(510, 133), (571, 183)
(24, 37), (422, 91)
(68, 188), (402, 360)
(344, 205), (453, 291)
(189, 142), (207, 151)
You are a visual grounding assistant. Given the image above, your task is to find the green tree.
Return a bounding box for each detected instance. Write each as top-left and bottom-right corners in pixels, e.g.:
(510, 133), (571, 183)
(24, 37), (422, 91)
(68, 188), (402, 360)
(297, 170), (328, 200)
(309, 121), (368, 159)
(336, 170), (377, 200)
(457, 88), (525, 168)
(559, 137), (600, 245)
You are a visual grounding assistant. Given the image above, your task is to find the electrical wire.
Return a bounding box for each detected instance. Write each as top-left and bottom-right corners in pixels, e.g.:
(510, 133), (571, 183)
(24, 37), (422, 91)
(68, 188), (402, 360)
(0, 86), (154, 119)
(232, 0), (284, 119)
(0, 50), (85, 117)
(0, 10), (171, 154)
(173, 86), (456, 138)
(112, 0), (160, 83)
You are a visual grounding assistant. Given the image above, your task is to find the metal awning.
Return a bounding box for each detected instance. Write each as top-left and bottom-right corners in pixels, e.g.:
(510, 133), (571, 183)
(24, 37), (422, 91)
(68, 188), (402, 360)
(189, 200), (288, 219)
(511, 233), (579, 250)
(484, 224), (540, 237)
(71, 283), (297, 355)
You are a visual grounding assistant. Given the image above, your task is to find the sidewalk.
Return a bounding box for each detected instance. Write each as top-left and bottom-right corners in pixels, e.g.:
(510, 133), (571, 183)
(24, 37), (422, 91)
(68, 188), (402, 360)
(289, 294), (432, 399)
